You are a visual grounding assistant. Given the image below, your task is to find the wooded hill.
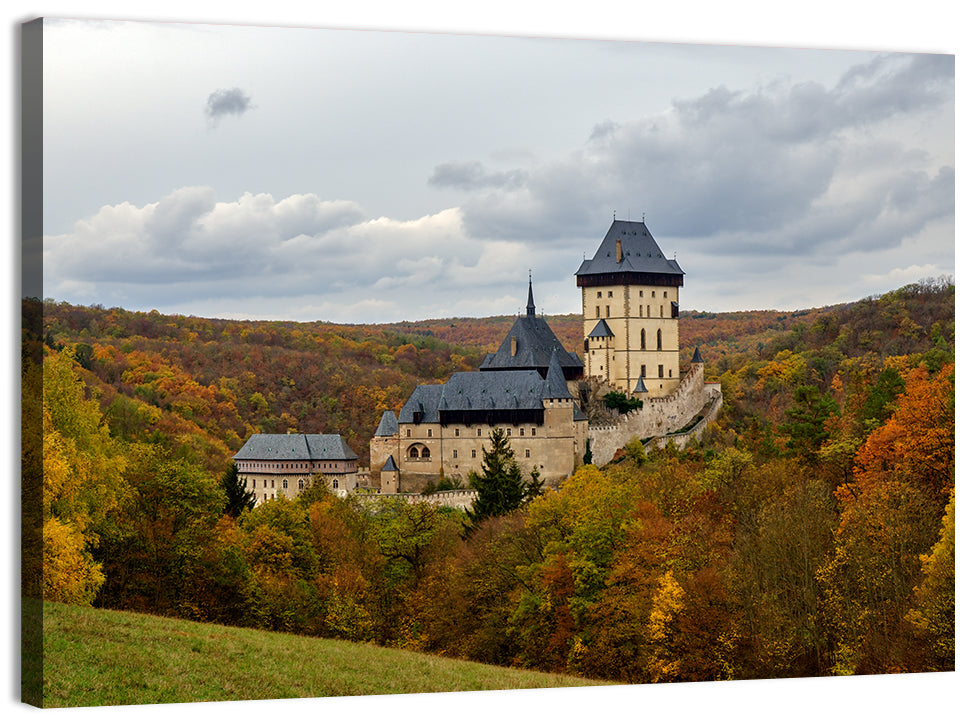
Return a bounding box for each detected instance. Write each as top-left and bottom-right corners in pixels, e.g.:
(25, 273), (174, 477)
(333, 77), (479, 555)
(27, 277), (954, 683)
(33, 279), (952, 471)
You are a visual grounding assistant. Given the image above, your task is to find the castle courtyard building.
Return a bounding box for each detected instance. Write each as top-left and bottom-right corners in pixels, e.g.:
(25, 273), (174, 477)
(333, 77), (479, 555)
(234, 433), (359, 504)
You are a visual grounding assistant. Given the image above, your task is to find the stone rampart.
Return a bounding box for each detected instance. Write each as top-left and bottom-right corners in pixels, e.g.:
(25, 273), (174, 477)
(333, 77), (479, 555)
(588, 364), (717, 465)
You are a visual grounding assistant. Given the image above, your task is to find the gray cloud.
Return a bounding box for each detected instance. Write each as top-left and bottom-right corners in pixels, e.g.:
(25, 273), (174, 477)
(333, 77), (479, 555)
(428, 161), (527, 191)
(204, 87), (254, 122)
(442, 52), (952, 267)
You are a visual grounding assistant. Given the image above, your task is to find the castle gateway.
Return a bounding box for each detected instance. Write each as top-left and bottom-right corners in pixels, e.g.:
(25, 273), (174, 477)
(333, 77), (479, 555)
(577, 219), (683, 396)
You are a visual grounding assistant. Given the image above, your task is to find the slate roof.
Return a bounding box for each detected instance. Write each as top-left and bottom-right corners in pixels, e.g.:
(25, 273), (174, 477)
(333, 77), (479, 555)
(234, 434), (358, 461)
(634, 374), (649, 393)
(398, 358), (576, 423)
(479, 280), (583, 378)
(692, 347), (704, 364)
(381, 455), (399, 472)
(576, 220), (684, 279)
(588, 319), (615, 338)
(374, 410), (399, 437)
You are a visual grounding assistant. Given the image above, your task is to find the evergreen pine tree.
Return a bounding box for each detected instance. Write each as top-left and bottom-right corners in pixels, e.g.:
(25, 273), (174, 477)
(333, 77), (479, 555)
(220, 461), (255, 517)
(467, 428), (525, 526)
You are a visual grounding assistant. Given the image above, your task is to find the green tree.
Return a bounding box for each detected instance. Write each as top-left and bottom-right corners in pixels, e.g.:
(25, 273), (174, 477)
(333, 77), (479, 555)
(220, 461), (254, 517)
(780, 384), (838, 463)
(467, 428), (525, 527)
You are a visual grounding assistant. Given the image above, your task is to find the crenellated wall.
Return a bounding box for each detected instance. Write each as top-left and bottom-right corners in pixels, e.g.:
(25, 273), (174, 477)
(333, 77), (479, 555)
(587, 364), (718, 466)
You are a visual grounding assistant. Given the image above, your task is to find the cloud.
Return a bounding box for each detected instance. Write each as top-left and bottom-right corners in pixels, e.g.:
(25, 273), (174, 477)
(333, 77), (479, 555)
(428, 161), (527, 191)
(437, 52), (953, 265)
(204, 87), (254, 123)
(42, 190), (547, 321)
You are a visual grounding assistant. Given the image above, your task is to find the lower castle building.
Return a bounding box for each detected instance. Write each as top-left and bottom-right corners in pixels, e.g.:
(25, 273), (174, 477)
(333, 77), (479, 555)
(370, 282), (588, 493)
(234, 433), (359, 505)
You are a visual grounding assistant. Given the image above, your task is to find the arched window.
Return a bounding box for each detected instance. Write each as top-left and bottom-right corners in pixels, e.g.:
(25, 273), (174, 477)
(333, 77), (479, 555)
(298, 479), (304, 490)
(421, 447), (431, 459)
(656, 328), (662, 350)
(283, 479), (288, 489)
(409, 446), (420, 459)
(641, 329), (646, 350)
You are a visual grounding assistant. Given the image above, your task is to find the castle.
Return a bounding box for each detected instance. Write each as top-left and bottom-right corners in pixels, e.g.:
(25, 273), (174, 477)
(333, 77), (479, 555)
(369, 218), (723, 493)
(234, 219), (721, 502)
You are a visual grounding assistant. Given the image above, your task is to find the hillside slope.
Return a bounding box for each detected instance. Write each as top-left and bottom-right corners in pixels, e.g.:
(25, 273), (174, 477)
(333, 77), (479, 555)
(36, 600), (606, 707)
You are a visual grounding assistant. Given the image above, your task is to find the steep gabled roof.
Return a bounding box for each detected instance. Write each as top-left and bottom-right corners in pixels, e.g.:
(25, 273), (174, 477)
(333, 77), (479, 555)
(234, 433), (358, 461)
(542, 349), (572, 400)
(479, 279), (582, 378)
(576, 219), (684, 280)
(381, 455), (399, 472)
(588, 319), (615, 338)
(374, 410), (399, 437)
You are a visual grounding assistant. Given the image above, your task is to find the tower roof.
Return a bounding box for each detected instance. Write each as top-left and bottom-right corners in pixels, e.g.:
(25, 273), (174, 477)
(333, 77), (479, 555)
(479, 282), (583, 379)
(374, 410), (399, 437)
(588, 319), (615, 338)
(576, 219), (684, 284)
(542, 348), (571, 399)
(692, 347), (704, 364)
(381, 455), (399, 472)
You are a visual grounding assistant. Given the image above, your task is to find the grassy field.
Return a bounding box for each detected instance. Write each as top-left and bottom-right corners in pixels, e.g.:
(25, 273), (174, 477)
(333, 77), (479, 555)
(36, 601), (609, 708)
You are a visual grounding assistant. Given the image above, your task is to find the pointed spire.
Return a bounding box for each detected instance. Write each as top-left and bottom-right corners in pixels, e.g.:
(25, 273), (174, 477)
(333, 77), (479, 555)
(692, 347), (704, 364)
(634, 373), (648, 394)
(526, 271), (536, 317)
(543, 348), (572, 399)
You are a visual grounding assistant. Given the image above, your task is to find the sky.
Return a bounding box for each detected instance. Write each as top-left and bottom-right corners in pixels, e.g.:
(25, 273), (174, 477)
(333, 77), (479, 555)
(36, 15), (954, 324)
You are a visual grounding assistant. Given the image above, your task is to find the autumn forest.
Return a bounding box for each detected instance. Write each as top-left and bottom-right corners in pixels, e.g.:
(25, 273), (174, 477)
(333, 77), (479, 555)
(24, 277), (954, 685)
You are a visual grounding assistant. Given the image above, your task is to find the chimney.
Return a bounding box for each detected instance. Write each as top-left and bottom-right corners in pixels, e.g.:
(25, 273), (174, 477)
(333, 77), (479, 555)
(616, 239), (623, 263)
(511, 336), (518, 356)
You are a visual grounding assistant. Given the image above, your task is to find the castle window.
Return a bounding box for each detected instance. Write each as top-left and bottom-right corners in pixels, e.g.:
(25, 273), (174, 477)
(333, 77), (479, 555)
(641, 364), (646, 377)
(639, 290), (644, 297)
(455, 428), (460, 437)
(669, 369), (673, 378)
(641, 329), (646, 350)
(453, 450), (458, 459)
(663, 291), (668, 298)
(639, 305), (643, 316)
(506, 428), (511, 436)
(605, 305), (610, 317)
(409, 446), (420, 459)
(406, 429), (411, 438)
(531, 428), (536, 436)
(427, 428), (433, 438)
(597, 291), (602, 298)
(659, 365), (664, 378)
(657, 329), (662, 350)
(333, 479), (339, 489)
(607, 290), (613, 297)
(652, 291), (656, 297)
(477, 428), (482, 437)
(421, 447), (431, 459)
(647, 305), (650, 317)
(283, 479), (288, 489)
(471, 449), (477, 459)
(660, 305), (664, 317)
(299, 479), (304, 490)
(525, 449), (531, 458)
(519, 428), (525, 436)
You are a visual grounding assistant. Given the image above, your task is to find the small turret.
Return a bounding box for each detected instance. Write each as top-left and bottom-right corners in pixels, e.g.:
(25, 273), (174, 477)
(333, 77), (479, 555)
(691, 347), (704, 365)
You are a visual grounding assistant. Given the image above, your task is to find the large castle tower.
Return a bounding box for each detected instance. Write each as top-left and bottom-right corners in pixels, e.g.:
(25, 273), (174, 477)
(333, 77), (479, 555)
(576, 219), (684, 396)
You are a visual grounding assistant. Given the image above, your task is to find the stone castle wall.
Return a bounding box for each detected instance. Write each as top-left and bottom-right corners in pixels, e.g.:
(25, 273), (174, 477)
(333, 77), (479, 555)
(587, 363), (717, 466)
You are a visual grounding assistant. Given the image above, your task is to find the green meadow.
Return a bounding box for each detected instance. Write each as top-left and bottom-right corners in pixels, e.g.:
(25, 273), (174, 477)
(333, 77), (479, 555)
(36, 601), (609, 708)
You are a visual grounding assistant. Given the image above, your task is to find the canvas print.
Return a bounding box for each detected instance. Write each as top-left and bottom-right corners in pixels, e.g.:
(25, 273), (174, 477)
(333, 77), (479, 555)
(22, 16), (954, 710)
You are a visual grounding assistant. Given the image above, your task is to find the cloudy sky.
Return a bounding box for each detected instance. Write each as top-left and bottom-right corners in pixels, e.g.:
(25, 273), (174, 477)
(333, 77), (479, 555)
(37, 14), (954, 324)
